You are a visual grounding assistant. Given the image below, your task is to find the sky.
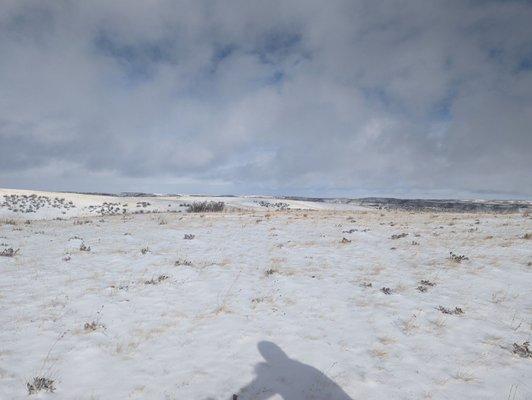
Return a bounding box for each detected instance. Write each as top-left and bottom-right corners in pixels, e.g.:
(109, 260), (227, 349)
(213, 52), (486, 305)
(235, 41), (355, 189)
(0, 0), (531, 199)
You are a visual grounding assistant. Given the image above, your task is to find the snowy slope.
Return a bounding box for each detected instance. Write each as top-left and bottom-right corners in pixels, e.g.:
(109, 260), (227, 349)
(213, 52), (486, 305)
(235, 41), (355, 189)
(0, 189), (531, 399)
(0, 188), (338, 222)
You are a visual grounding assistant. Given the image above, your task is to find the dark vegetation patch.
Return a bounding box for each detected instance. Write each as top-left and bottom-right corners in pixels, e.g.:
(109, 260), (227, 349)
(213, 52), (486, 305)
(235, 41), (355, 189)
(437, 306), (464, 315)
(0, 247), (19, 257)
(187, 201), (225, 213)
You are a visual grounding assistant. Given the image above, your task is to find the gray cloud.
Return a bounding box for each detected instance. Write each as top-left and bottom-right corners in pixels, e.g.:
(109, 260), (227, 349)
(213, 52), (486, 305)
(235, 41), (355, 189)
(1, 0), (531, 198)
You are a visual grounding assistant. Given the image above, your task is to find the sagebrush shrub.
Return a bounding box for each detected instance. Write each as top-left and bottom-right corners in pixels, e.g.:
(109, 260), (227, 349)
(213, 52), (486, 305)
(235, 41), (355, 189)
(27, 377), (55, 394)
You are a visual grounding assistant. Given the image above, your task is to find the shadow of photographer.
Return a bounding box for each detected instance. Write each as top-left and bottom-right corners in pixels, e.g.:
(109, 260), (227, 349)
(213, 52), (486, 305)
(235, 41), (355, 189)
(229, 341), (354, 400)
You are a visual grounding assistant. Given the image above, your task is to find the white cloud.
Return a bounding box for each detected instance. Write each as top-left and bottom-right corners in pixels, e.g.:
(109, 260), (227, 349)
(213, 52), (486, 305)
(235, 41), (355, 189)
(0, 0), (531, 198)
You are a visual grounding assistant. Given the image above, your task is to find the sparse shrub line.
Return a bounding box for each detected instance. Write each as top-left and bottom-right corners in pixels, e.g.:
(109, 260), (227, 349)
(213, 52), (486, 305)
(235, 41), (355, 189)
(145, 275), (169, 285)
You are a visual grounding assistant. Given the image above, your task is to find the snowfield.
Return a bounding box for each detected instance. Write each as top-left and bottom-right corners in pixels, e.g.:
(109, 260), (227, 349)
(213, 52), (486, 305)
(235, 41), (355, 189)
(0, 189), (531, 399)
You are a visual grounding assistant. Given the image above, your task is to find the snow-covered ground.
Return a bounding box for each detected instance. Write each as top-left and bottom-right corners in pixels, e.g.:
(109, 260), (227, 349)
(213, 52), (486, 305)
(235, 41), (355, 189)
(0, 189), (531, 399)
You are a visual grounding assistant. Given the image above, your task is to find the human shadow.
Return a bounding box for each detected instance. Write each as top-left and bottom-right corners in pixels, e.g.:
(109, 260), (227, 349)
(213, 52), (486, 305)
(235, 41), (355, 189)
(230, 341), (353, 400)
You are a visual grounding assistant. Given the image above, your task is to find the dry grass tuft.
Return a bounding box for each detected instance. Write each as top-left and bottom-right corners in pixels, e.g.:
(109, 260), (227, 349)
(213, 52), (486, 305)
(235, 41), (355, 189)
(453, 370), (476, 382)
(371, 347), (388, 358)
(399, 314), (419, 335)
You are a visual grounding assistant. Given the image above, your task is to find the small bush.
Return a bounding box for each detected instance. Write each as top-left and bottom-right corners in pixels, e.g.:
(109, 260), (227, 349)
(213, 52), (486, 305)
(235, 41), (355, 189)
(187, 201), (224, 213)
(342, 228), (357, 234)
(265, 268), (278, 276)
(27, 376), (55, 395)
(418, 279), (436, 292)
(84, 321), (105, 332)
(175, 259), (192, 266)
(420, 280), (435, 287)
(449, 252), (468, 263)
(437, 306), (464, 315)
(381, 287), (392, 295)
(0, 247), (19, 257)
(79, 243), (91, 252)
(391, 233), (408, 239)
(513, 341), (531, 358)
(73, 220), (92, 225)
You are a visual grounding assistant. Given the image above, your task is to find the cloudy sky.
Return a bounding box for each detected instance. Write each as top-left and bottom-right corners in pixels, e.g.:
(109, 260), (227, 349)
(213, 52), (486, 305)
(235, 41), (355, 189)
(1, 0), (531, 198)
